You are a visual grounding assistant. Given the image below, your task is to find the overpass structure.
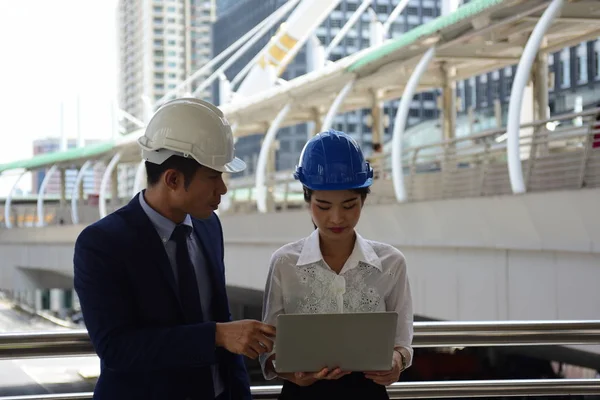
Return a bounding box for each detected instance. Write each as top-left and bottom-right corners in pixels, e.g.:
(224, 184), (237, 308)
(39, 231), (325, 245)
(1, 0), (600, 371)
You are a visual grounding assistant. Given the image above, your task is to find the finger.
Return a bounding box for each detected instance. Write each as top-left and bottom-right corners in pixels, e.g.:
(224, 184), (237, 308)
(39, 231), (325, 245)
(366, 370), (389, 376)
(248, 341), (268, 357)
(255, 334), (274, 353)
(326, 368), (345, 379)
(313, 368), (329, 379)
(258, 323), (277, 337)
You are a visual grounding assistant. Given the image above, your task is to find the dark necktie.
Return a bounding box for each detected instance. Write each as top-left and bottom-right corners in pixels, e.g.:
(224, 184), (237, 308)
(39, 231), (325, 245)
(171, 224), (203, 324)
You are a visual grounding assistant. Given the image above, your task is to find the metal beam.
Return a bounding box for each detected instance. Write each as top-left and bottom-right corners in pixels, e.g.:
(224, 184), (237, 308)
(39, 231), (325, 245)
(506, 0), (564, 195)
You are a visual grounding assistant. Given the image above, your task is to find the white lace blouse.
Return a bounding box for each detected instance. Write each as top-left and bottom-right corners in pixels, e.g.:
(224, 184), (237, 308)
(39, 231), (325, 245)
(260, 229), (414, 380)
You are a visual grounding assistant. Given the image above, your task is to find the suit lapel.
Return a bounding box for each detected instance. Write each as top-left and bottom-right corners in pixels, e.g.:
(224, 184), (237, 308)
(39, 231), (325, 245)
(192, 218), (227, 320)
(126, 194), (184, 314)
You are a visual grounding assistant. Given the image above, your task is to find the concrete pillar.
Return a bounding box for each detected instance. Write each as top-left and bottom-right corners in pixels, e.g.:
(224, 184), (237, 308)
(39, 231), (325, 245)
(50, 289), (65, 313)
(533, 52), (550, 122)
(35, 289), (43, 311)
(441, 62), (457, 141)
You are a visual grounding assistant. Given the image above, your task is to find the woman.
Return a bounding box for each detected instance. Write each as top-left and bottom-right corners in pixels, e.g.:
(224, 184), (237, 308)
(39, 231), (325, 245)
(260, 129), (414, 399)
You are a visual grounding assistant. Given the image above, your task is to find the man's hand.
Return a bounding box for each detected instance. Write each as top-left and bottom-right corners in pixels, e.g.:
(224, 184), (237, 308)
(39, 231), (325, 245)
(215, 320), (276, 359)
(364, 350), (402, 386)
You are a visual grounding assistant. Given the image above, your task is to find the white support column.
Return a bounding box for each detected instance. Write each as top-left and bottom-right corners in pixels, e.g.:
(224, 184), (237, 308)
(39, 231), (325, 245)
(132, 160), (147, 198)
(36, 164), (58, 227)
(322, 79), (356, 132)
(71, 160), (92, 225)
(4, 171), (26, 229)
(392, 48), (436, 203)
(255, 103), (291, 213)
(506, 0), (564, 195)
(99, 152), (122, 219)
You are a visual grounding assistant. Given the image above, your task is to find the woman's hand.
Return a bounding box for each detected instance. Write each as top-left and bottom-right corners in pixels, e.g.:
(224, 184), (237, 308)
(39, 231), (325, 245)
(364, 351), (402, 386)
(280, 367), (350, 386)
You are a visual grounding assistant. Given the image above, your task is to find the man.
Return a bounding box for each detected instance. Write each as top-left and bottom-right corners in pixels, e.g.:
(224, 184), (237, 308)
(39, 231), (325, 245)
(74, 98), (276, 400)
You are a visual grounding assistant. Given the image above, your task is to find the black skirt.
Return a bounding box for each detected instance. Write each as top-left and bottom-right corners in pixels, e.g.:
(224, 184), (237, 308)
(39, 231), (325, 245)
(278, 372), (389, 400)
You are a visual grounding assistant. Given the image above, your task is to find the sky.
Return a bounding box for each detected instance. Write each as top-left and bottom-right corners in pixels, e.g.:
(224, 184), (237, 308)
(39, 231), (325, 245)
(0, 0), (119, 196)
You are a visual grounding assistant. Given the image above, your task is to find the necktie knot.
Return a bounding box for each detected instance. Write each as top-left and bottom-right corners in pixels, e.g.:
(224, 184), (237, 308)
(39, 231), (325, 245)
(171, 224), (192, 243)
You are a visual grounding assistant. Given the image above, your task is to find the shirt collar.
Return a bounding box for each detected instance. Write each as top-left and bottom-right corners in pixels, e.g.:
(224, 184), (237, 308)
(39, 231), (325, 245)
(296, 229), (382, 271)
(139, 190), (193, 243)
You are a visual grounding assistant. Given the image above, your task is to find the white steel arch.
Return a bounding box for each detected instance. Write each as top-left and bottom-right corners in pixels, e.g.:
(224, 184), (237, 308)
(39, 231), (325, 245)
(3, 171), (27, 229)
(36, 164), (58, 227)
(255, 103), (292, 213)
(99, 152), (122, 219)
(506, 0), (564, 195)
(321, 79), (356, 132)
(391, 47), (436, 203)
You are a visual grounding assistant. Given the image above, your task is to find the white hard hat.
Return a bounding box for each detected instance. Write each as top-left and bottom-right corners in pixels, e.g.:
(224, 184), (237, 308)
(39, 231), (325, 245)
(138, 98), (246, 173)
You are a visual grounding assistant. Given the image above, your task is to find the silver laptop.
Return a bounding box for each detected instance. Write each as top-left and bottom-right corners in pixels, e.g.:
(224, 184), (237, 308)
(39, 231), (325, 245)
(274, 312), (398, 373)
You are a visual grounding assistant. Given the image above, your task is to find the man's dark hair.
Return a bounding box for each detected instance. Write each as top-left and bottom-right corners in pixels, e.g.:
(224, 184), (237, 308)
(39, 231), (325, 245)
(145, 155), (201, 189)
(302, 186), (370, 203)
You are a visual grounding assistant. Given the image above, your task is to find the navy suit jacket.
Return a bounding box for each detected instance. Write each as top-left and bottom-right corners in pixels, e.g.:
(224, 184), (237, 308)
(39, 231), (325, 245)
(73, 194), (251, 400)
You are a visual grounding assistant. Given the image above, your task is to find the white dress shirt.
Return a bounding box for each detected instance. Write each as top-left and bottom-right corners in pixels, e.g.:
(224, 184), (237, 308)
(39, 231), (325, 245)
(260, 229), (414, 380)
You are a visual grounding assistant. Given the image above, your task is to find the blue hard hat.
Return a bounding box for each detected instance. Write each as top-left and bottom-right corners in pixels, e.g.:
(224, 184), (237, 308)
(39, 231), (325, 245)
(293, 129), (373, 191)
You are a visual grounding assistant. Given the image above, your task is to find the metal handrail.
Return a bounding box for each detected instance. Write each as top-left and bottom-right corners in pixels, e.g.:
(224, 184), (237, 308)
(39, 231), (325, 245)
(1, 379), (600, 400)
(1, 320), (600, 360)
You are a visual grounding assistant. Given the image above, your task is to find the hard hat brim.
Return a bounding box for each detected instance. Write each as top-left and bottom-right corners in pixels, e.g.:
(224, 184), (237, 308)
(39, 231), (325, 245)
(141, 147), (246, 174)
(213, 156), (246, 173)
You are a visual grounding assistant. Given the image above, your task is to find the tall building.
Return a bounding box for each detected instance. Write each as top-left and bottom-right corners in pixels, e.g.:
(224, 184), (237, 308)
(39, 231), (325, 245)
(32, 138), (102, 197)
(212, 0), (441, 173)
(117, 0), (215, 133)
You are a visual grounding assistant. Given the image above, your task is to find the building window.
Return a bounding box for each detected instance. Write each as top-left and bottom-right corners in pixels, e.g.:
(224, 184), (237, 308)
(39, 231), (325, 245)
(576, 43), (588, 84)
(594, 40), (600, 79)
(560, 48), (570, 88)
